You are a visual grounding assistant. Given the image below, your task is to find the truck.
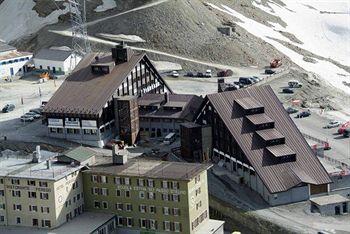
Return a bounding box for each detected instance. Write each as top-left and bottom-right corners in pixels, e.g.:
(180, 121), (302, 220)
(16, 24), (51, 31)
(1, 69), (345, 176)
(338, 121), (350, 134)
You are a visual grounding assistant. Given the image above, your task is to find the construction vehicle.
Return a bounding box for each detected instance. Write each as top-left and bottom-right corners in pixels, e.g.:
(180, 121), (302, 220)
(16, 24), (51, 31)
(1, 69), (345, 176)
(338, 121), (350, 134)
(270, 59), (282, 68)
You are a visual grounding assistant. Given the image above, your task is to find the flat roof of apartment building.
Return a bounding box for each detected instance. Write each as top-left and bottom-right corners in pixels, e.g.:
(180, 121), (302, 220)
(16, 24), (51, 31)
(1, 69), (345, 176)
(0, 147), (97, 181)
(87, 155), (211, 181)
(0, 212), (115, 234)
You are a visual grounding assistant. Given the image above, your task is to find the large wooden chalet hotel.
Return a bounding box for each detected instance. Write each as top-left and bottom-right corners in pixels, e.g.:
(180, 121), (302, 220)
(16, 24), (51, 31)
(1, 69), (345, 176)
(43, 44), (172, 147)
(193, 86), (331, 205)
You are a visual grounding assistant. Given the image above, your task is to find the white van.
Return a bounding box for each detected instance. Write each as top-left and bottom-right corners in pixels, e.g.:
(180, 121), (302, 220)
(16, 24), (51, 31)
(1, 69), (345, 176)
(205, 69), (212, 78)
(163, 132), (176, 145)
(288, 80), (302, 88)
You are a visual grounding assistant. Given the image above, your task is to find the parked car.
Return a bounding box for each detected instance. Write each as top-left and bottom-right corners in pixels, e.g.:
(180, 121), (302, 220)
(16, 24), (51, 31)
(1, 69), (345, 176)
(205, 69), (212, 78)
(285, 107), (298, 114)
(233, 81), (245, 88)
(324, 120), (341, 129)
(282, 88), (294, 94)
(252, 76), (263, 81)
(226, 83), (240, 90)
(239, 77), (253, 85)
(2, 104), (15, 113)
(288, 80), (303, 88)
(171, 71), (179, 77)
(296, 111), (311, 118)
(29, 108), (43, 115)
(196, 72), (204, 78)
(265, 69), (276, 75)
(20, 115), (34, 122)
(186, 72), (194, 77)
(250, 76), (260, 83)
(25, 112), (41, 119)
(343, 128), (350, 138)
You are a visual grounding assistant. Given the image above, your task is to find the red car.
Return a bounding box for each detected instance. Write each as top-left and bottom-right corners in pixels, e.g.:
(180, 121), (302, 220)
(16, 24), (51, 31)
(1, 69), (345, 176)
(338, 121), (350, 134)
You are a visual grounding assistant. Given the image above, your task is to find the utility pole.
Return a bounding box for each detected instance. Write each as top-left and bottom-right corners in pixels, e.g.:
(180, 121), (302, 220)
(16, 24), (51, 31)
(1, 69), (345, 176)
(66, 0), (91, 69)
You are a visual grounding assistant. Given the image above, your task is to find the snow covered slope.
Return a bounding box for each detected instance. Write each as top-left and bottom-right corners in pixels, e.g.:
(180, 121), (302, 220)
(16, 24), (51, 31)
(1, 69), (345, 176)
(0, 0), (68, 42)
(208, 0), (350, 95)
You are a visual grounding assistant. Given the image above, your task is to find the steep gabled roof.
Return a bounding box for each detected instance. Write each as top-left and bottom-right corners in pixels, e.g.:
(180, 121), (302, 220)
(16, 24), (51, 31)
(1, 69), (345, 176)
(43, 52), (171, 117)
(206, 85), (331, 193)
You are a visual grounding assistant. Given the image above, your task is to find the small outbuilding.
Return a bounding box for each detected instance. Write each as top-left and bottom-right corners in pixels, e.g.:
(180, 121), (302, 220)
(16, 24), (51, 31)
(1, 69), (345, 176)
(33, 48), (82, 75)
(310, 194), (349, 216)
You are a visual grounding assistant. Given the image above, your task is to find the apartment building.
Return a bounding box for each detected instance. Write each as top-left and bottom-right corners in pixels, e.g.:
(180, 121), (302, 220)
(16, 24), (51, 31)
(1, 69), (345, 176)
(43, 44), (172, 147)
(82, 150), (224, 234)
(0, 146), (97, 229)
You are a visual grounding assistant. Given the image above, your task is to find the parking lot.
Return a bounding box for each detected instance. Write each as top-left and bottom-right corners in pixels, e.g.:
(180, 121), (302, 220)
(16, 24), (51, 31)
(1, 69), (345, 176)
(0, 76), (64, 142)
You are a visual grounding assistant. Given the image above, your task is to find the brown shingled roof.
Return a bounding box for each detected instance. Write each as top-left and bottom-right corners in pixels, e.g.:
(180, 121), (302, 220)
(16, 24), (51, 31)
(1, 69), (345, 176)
(206, 85), (331, 193)
(43, 52), (171, 117)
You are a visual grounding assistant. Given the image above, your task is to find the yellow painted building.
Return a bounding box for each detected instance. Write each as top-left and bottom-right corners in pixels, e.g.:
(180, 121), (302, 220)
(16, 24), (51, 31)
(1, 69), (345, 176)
(83, 151), (224, 234)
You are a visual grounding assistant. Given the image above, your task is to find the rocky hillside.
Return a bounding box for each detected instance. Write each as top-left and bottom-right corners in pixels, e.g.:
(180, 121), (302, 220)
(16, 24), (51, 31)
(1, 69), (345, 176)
(5, 0), (285, 68)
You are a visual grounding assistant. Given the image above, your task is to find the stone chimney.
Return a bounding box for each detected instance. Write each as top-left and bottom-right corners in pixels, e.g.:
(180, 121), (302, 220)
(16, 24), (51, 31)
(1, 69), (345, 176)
(112, 144), (127, 165)
(111, 42), (134, 65)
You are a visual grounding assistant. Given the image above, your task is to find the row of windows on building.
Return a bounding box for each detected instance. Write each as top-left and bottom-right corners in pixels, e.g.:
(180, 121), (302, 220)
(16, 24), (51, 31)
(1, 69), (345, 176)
(91, 175), (181, 189)
(96, 201), (182, 216)
(9, 204), (50, 213)
(65, 192), (83, 207)
(66, 205), (83, 222)
(0, 57), (30, 66)
(139, 127), (180, 134)
(114, 216), (182, 232)
(49, 128), (98, 135)
(0, 189), (49, 199)
(38, 65), (62, 73)
(92, 188), (181, 202)
(0, 217), (51, 228)
(5, 216), (51, 228)
(191, 210), (208, 230)
(0, 178), (48, 187)
(139, 117), (183, 123)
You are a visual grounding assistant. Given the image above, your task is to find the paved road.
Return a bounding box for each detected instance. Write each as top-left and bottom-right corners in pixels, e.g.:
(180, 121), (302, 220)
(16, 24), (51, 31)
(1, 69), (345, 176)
(49, 29), (263, 76)
(292, 112), (350, 164)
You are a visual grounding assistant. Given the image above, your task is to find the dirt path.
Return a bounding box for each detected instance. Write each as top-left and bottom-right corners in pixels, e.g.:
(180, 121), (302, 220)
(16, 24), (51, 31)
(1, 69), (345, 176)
(49, 29), (262, 75)
(85, 0), (170, 27)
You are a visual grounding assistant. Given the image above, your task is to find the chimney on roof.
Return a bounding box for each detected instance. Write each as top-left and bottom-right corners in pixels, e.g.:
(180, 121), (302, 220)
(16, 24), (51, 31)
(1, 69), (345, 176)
(112, 144), (127, 165)
(46, 160), (51, 169)
(111, 42), (134, 65)
(32, 145), (41, 163)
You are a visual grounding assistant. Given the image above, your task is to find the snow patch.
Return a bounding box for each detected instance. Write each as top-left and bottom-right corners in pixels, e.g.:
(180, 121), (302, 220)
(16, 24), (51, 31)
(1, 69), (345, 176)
(97, 33), (145, 43)
(94, 0), (117, 13)
(207, 3), (350, 96)
(0, 0), (69, 42)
